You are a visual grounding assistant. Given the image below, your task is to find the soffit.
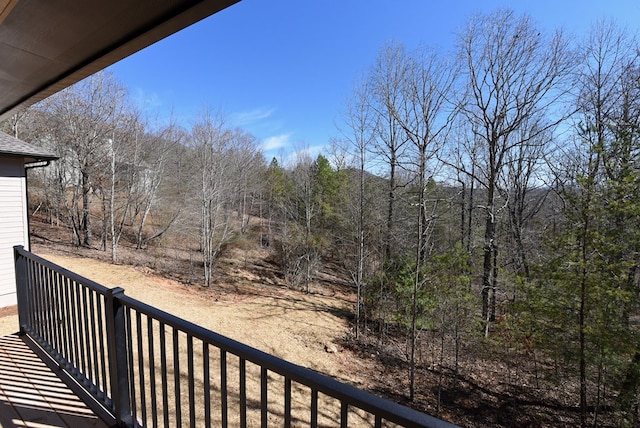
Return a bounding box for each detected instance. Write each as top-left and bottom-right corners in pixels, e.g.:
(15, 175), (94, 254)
(0, 0), (240, 121)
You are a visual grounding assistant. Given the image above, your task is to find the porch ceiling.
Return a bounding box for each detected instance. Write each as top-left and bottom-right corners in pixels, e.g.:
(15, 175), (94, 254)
(0, 0), (240, 121)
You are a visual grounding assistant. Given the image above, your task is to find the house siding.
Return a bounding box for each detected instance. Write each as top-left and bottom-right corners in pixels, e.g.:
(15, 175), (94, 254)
(0, 157), (28, 307)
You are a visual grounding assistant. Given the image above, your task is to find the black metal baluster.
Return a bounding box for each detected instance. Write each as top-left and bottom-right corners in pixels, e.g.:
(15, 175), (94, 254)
(69, 279), (80, 373)
(50, 271), (61, 354)
(240, 358), (247, 428)
(203, 342), (211, 428)
(160, 322), (169, 427)
(82, 285), (93, 382)
(148, 317), (157, 428)
(311, 389), (318, 428)
(89, 290), (99, 386)
(125, 307), (138, 426)
(36, 263), (44, 338)
(261, 367), (268, 428)
(341, 401), (348, 428)
(284, 378), (292, 428)
(173, 328), (181, 427)
(75, 280), (87, 377)
(220, 349), (228, 428)
(188, 334), (195, 428)
(135, 311), (146, 426)
(59, 275), (71, 364)
(96, 295), (107, 400)
(36, 263), (47, 340)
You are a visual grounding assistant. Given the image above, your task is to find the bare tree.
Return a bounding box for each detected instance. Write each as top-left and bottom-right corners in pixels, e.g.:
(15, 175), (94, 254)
(1, 109), (34, 138)
(227, 128), (265, 234)
(393, 46), (457, 262)
(369, 41), (411, 260)
(390, 45), (458, 401)
(132, 123), (186, 250)
(190, 111), (261, 286)
(457, 9), (574, 331)
(98, 111), (138, 260)
(498, 116), (554, 280)
(37, 71), (127, 247)
(445, 119), (480, 255)
(191, 110), (232, 287)
(286, 152), (320, 292)
(340, 79), (377, 339)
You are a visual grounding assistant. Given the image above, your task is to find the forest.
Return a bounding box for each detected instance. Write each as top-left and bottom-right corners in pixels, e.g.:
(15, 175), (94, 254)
(3, 9), (640, 427)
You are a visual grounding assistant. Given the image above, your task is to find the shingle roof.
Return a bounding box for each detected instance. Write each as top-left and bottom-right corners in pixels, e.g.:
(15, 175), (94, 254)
(0, 131), (57, 164)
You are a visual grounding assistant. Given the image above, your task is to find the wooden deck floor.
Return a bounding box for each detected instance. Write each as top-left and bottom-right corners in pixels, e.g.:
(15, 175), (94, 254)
(0, 334), (108, 428)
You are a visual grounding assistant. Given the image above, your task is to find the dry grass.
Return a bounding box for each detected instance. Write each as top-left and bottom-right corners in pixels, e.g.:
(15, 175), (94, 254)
(36, 252), (355, 378)
(6, 250), (391, 426)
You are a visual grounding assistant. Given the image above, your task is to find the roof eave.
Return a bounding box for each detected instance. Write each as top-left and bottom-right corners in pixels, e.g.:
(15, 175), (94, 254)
(0, 0), (241, 121)
(2, 151), (59, 164)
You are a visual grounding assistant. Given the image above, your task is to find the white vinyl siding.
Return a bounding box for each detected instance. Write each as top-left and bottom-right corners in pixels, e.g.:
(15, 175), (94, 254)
(0, 171), (28, 307)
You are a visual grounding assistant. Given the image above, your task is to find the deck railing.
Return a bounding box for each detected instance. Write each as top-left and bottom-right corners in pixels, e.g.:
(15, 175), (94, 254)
(14, 246), (456, 428)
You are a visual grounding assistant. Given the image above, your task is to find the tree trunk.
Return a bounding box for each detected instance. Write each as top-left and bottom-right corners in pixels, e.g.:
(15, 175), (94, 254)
(385, 153), (396, 261)
(81, 169), (92, 247)
(579, 214), (589, 428)
(355, 153), (365, 339)
(481, 198), (495, 331)
(110, 146), (117, 262)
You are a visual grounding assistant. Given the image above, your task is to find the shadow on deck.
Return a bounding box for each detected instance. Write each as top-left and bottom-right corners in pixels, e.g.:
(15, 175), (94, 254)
(0, 334), (107, 427)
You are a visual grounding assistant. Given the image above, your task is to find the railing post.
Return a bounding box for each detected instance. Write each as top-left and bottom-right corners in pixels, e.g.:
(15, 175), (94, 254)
(14, 245), (30, 335)
(105, 287), (132, 427)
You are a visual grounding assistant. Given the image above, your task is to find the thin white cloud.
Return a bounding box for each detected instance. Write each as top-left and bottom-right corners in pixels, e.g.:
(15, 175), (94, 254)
(262, 133), (292, 152)
(132, 87), (163, 111)
(284, 144), (326, 166)
(231, 107), (275, 126)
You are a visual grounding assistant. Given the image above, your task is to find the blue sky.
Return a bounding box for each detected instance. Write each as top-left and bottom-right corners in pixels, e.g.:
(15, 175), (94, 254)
(108, 0), (640, 163)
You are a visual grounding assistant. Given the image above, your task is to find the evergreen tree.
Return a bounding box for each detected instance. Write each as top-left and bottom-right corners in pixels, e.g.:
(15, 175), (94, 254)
(524, 118), (640, 426)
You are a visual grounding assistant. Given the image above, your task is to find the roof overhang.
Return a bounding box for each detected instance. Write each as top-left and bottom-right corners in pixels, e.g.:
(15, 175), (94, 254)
(0, 131), (58, 163)
(0, 0), (240, 122)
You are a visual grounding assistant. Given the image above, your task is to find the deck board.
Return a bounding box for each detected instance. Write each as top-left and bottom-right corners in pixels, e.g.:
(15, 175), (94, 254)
(0, 334), (108, 427)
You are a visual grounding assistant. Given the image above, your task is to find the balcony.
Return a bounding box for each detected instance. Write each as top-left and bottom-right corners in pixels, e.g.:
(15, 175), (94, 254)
(9, 245), (456, 427)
